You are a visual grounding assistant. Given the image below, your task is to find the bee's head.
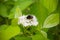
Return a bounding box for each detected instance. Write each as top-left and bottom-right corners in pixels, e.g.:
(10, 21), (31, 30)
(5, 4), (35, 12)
(26, 15), (33, 19)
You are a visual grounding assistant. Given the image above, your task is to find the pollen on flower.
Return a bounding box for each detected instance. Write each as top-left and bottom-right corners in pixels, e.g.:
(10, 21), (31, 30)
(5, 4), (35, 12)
(18, 15), (38, 27)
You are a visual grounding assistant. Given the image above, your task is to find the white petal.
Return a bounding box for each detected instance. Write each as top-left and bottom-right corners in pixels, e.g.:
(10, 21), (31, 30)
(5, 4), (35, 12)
(23, 23), (29, 27)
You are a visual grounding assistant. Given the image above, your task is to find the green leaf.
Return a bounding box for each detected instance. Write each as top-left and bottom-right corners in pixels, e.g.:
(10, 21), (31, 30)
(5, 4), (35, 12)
(0, 25), (8, 31)
(15, 35), (32, 40)
(40, 0), (58, 13)
(0, 4), (8, 17)
(32, 31), (48, 40)
(8, 0), (33, 19)
(16, 0), (33, 10)
(43, 13), (59, 28)
(0, 25), (20, 40)
(11, 18), (18, 25)
(40, 31), (47, 38)
(8, 6), (22, 19)
(30, 0), (49, 28)
(41, 28), (49, 32)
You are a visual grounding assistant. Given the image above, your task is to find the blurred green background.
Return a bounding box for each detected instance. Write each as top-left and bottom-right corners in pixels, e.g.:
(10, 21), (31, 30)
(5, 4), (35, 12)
(0, 0), (60, 40)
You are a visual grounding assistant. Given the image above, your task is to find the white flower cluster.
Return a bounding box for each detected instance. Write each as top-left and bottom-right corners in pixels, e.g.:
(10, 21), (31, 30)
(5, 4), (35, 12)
(18, 15), (38, 27)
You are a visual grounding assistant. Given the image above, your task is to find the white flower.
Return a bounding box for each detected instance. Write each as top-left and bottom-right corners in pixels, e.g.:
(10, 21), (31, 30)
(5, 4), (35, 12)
(18, 15), (38, 27)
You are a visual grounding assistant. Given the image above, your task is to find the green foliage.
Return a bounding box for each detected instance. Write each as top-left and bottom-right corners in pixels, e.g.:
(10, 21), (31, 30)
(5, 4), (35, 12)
(30, 0), (49, 27)
(32, 31), (48, 40)
(0, 4), (8, 17)
(15, 0), (33, 10)
(0, 25), (8, 31)
(43, 13), (59, 28)
(0, 25), (20, 40)
(8, 6), (22, 19)
(0, 0), (59, 40)
(15, 35), (32, 40)
(40, 0), (58, 13)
